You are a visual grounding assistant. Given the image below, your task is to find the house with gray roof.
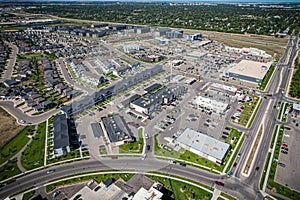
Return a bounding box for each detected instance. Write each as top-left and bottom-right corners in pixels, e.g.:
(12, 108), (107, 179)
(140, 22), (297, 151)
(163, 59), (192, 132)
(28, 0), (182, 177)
(53, 114), (70, 157)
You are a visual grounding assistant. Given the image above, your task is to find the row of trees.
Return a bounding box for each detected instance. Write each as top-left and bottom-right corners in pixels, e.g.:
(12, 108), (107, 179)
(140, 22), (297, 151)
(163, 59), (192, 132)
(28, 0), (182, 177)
(289, 57), (300, 98)
(24, 2), (300, 35)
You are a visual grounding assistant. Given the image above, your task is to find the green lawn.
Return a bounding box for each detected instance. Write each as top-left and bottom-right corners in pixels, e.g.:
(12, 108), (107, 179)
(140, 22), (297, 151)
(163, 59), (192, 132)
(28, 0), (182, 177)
(0, 125), (35, 164)
(46, 173), (133, 192)
(238, 95), (260, 127)
(0, 158), (21, 181)
(154, 135), (223, 172)
(267, 126), (300, 199)
(119, 128), (143, 154)
(21, 121), (46, 170)
(259, 65), (275, 90)
(146, 175), (212, 200)
(270, 125), (279, 149)
(22, 190), (36, 200)
(47, 150), (81, 164)
(260, 152), (271, 190)
(225, 134), (245, 173)
(278, 103), (284, 120)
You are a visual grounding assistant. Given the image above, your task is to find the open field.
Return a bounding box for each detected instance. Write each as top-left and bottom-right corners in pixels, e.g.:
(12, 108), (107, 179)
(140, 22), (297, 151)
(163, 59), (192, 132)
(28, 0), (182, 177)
(201, 31), (287, 58)
(0, 107), (24, 148)
(0, 125), (35, 164)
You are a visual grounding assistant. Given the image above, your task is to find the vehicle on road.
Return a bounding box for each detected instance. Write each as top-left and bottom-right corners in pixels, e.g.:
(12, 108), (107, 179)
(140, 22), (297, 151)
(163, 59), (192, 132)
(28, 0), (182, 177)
(180, 163), (187, 167)
(255, 166), (260, 171)
(215, 181), (225, 186)
(146, 145), (150, 151)
(233, 162), (237, 167)
(237, 153), (241, 157)
(284, 134), (290, 138)
(52, 191), (61, 198)
(47, 169), (55, 174)
(227, 171), (233, 177)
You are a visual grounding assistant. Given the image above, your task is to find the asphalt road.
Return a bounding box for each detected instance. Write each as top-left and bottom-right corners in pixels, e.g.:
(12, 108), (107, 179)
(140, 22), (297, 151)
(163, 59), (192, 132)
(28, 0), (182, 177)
(2, 42), (18, 81)
(0, 101), (60, 125)
(57, 58), (95, 95)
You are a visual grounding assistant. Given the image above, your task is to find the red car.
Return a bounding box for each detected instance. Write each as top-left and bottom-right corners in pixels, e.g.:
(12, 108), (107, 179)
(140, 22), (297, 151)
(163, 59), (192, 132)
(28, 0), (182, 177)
(233, 162), (237, 167)
(215, 181), (225, 186)
(282, 144), (288, 148)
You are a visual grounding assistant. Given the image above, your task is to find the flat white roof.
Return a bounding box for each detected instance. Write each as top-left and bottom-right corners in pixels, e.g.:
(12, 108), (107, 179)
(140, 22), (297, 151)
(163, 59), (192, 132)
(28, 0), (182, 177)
(194, 96), (228, 113)
(228, 60), (272, 80)
(133, 187), (163, 200)
(210, 83), (238, 93)
(71, 184), (128, 200)
(176, 128), (230, 161)
(293, 103), (300, 111)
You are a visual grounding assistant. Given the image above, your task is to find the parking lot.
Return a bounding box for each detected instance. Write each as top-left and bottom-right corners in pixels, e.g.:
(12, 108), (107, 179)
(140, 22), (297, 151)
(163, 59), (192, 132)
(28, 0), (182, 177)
(275, 126), (300, 192)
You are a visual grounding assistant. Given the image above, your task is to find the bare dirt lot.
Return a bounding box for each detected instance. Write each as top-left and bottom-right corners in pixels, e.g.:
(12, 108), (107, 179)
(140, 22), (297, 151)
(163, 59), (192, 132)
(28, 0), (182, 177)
(0, 107), (24, 148)
(184, 29), (287, 58)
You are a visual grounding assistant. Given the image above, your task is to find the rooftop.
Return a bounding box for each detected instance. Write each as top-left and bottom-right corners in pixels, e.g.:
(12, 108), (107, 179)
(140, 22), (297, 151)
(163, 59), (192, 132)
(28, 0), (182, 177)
(53, 114), (69, 149)
(228, 59), (272, 80)
(101, 114), (132, 143)
(176, 128), (230, 160)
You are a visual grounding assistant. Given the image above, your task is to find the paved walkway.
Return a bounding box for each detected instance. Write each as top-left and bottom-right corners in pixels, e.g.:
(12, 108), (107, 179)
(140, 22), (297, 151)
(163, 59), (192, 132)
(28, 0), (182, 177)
(16, 125), (38, 173)
(211, 188), (221, 200)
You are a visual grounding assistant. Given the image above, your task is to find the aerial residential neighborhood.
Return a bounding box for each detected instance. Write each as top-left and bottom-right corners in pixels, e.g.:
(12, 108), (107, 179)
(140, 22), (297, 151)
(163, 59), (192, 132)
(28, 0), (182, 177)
(0, 1), (300, 200)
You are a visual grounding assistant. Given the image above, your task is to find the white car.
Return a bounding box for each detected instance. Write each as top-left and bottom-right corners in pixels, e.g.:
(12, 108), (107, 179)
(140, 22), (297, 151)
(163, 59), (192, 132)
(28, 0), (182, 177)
(284, 134), (290, 138)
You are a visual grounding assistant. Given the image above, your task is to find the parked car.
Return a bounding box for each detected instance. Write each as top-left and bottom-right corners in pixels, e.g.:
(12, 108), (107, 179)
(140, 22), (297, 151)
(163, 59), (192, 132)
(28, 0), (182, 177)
(281, 150), (288, 154)
(282, 144), (288, 147)
(278, 163), (286, 167)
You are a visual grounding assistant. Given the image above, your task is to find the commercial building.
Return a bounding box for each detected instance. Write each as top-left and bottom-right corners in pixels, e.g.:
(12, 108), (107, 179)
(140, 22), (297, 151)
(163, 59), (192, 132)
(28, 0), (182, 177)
(130, 85), (186, 116)
(292, 103), (300, 115)
(61, 65), (164, 116)
(187, 33), (202, 41)
(122, 44), (140, 53)
(193, 96), (229, 115)
(101, 114), (133, 146)
(175, 128), (230, 164)
(166, 30), (184, 39)
(53, 114), (70, 157)
(210, 83), (238, 96)
(135, 26), (151, 34)
(225, 59), (273, 85)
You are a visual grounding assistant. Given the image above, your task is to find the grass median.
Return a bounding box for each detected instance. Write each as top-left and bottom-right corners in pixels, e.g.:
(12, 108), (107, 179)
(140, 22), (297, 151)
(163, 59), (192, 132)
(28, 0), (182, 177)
(21, 121), (46, 170)
(238, 95), (260, 127)
(259, 65), (275, 91)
